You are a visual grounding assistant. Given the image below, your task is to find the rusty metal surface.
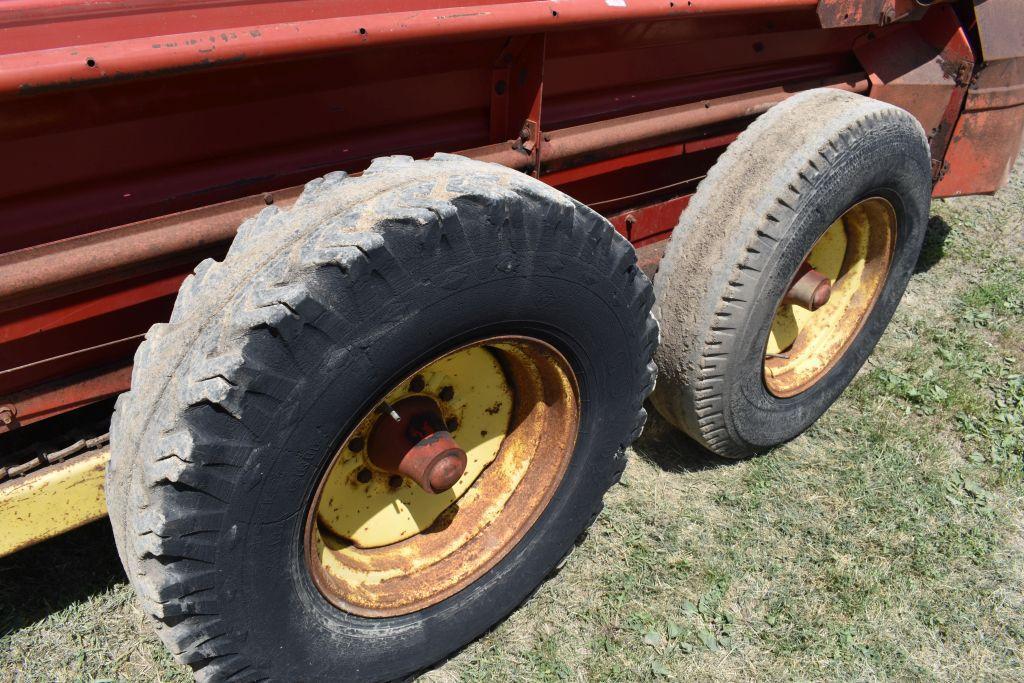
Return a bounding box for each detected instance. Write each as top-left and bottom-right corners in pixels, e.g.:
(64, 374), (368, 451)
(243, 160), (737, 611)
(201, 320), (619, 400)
(0, 76), (863, 326)
(967, 57), (1024, 111)
(974, 0), (1024, 63)
(541, 73), (868, 173)
(765, 197), (896, 397)
(0, 5), (865, 428)
(0, 444), (110, 557)
(0, 0), (818, 96)
(0, 0), (981, 432)
(784, 265), (833, 311)
(816, 0), (934, 28)
(1, 433), (108, 482)
(609, 194), (692, 245)
(0, 363), (131, 434)
(931, 0), (1024, 196)
(634, 241), (669, 280)
(305, 337), (579, 617)
(366, 396), (468, 494)
(854, 5), (972, 177)
(933, 105), (1024, 197)
(0, 188), (300, 315)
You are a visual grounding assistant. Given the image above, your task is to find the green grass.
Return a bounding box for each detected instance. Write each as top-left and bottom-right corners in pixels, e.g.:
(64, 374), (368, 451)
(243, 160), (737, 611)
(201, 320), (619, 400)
(2, 157), (1022, 682)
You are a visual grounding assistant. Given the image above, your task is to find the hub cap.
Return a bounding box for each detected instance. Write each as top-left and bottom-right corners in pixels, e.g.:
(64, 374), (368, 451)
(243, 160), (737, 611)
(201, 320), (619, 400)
(764, 197), (896, 397)
(305, 336), (579, 616)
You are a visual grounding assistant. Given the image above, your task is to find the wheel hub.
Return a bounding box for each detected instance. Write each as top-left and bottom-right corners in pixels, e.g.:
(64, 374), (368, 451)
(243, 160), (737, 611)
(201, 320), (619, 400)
(784, 264), (833, 311)
(304, 336), (580, 617)
(366, 396), (468, 494)
(764, 196), (896, 397)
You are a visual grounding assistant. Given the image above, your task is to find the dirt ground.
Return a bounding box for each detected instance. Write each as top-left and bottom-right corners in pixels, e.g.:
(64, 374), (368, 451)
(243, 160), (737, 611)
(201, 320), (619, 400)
(1, 157), (1022, 682)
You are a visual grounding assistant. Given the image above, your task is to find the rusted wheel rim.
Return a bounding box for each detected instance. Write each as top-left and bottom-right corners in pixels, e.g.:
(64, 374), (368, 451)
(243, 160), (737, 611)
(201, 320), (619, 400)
(304, 336), (579, 617)
(763, 197), (897, 397)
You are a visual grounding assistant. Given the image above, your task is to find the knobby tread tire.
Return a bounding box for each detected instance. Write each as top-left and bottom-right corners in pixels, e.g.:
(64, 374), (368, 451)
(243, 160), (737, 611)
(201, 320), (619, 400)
(651, 89), (931, 458)
(106, 154), (657, 682)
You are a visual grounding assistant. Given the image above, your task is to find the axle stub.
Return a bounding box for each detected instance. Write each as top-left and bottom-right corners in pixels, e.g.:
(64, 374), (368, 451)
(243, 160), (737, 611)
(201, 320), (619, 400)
(367, 396), (468, 493)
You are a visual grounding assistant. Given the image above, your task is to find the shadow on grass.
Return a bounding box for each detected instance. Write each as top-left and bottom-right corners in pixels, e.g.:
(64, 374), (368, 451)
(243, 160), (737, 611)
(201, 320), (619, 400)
(915, 214), (952, 274)
(0, 518), (126, 637)
(631, 403), (741, 474)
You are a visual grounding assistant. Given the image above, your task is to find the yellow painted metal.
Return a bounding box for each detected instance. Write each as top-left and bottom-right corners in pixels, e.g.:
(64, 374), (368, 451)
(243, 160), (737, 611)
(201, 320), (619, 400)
(316, 346), (512, 548)
(0, 449), (109, 557)
(306, 336), (579, 617)
(765, 197), (896, 397)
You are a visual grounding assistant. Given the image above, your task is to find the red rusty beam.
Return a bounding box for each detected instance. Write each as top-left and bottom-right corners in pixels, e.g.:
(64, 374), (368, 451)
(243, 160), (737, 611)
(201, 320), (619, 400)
(469, 72), (867, 174)
(0, 362), (131, 434)
(0, 0), (818, 97)
(608, 194), (692, 244)
(0, 187), (301, 315)
(0, 73), (867, 315)
(540, 73), (868, 173)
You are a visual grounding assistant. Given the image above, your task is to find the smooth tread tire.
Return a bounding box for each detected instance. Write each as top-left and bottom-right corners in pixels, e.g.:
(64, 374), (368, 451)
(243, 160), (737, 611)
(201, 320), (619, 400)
(105, 154), (657, 682)
(651, 88), (932, 459)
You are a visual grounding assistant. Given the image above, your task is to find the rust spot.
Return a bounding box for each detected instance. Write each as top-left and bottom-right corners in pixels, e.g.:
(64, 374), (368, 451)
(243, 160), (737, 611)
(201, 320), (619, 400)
(17, 54), (247, 95)
(304, 337), (579, 617)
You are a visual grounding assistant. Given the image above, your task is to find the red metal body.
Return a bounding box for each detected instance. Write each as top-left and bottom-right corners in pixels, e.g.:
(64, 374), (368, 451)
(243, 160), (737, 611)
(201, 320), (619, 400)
(1, 0), (1021, 433)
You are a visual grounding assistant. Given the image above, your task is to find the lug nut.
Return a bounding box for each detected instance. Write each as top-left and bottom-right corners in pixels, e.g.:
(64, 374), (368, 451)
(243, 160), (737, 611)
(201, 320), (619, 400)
(348, 437), (365, 452)
(439, 386), (454, 402)
(356, 468), (372, 483)
(409, 375), (425, 393)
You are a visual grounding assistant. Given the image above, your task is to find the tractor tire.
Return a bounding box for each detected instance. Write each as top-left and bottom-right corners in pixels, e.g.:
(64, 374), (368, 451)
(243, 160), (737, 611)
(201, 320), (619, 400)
(651, 89), (931, 459)
(106, 154), (657, 682)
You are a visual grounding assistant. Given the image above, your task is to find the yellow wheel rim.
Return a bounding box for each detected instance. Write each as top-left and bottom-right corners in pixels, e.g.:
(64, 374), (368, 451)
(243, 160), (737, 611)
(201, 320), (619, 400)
(764, 197), (896, 397)
(304, 336), (579, 617)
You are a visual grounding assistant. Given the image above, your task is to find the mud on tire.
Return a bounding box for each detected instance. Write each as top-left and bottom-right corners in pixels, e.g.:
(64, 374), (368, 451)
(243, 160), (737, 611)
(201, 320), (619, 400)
(106, 154), (657, 682)
(651, 89), (932, 459)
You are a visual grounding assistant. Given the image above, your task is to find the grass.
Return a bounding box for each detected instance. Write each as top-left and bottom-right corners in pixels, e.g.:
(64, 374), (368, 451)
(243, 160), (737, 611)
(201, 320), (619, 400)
(2, 157), (1022, 682)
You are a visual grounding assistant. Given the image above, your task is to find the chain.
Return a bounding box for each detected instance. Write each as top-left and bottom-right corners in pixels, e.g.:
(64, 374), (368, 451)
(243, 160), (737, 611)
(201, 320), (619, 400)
(0, 432), (109, 483)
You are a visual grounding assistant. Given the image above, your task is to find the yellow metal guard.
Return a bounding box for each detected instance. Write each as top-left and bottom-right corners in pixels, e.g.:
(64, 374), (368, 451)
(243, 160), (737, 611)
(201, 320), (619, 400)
(0, 449), (109, 557)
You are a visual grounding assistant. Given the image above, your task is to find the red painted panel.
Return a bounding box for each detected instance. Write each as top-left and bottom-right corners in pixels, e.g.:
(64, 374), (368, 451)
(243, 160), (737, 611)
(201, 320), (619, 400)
(0, 1), (985, 430)
(933, 105), (1024, 197)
